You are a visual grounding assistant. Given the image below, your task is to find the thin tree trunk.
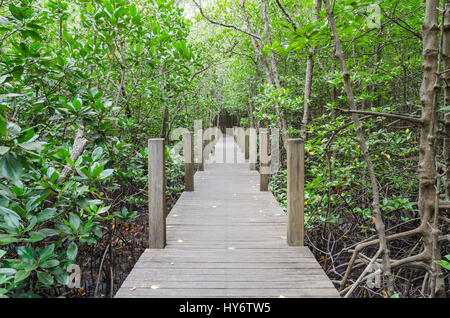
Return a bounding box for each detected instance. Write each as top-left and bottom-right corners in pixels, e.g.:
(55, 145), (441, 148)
(301, 0), (322, 140)
(261, 0), (288, 147)
(420, 0), (445, 298)
(323, 0), (394, 296)
(240, 0), (274, 86)
(443, 2), (450, 198)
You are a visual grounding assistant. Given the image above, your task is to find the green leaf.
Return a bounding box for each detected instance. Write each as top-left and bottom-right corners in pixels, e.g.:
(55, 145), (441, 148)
(72, 98), (82, 110)
(29, 228), (59, 238)
(91, 162), (104, 178)
(39, 259), (59, 269)
(65, 156), (75, 168)
(22, 29), (43, 41)
(14, 269), (31, 284)
(114, 7), (125, 18)
(0, 234), (17, 245)
(55, 272), (69, 285)
(36, 271), (53, 286)
(67, 242), (78, 261)
(11, 65), (24, 78)
(16, 246), (34, 260)
(17, 128), (35, 143)
(9, 4), (24, 20)
(38, 244), (54, 261)
(36, 208), (57, 223)
(435, 259), (450, 270)
(4, 212), (20, 230)
(97, 205), (111, 215)
(68, 213), (80, 231)
(0, 115), (6, 136)
(0, 152), (24, 182)
(0, 146), (10, 155)
(0, 268), (16, 276)
(105, 2), (114, 15)
(98, 169), (114, 179)
(92, 147), (103, 161)
(129, 4), (137, 17)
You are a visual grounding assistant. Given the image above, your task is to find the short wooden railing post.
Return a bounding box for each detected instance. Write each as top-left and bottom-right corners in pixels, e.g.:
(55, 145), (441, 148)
(184, 131), (194, 191)
(260, 129), (269, 191)
(195, 120), (204, 171)
(148, 138), (166, 249)
(249, 128), (257, 170)
(245, 132), (249, 160)
(287, 138), (305, 246)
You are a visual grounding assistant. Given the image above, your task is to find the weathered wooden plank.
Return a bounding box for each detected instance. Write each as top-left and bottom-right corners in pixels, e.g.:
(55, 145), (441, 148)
(122, 273), (333, 282)
(134, 263), (323, 269)
(116, 288), (338, 298)
(136, 258), (320, 264)
(121, 280), (335, 289)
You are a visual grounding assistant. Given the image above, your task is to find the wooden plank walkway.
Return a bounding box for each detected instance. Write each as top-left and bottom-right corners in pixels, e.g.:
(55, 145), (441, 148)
(115, 135), (339, 298)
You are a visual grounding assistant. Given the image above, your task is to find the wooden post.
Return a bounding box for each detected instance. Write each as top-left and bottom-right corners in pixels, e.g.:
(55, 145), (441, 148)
(260, 129), (269, 191)
(249, 128), (257, 170)
(195, 120), (204, 171)
(148, 138), (166, 248)
(184, 131), (194, 191)
(287, 138), (305, 246)
(245, 132), (249, 160)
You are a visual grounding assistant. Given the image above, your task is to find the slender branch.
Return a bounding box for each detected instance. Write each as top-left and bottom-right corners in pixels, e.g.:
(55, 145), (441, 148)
(274, 0), (298, 31)
(191, 0), (262, 41)
(57, 125), (88, 182)
(335, 108), (424, 124)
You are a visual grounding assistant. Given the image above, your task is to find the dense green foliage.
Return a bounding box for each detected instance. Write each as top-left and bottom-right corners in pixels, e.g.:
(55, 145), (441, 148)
(194, 0), (422, 231)
(0, 0), (194, 297)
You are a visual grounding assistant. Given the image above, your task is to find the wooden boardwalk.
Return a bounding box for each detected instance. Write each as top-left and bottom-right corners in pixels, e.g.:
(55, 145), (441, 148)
(115, 135), (339, 298)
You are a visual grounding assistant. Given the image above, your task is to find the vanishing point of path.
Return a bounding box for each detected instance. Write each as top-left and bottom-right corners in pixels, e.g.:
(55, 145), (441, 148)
(115, 135), (339, 298)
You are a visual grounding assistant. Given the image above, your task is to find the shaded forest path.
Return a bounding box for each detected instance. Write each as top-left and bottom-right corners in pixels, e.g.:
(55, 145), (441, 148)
(115, 135), (338, 297)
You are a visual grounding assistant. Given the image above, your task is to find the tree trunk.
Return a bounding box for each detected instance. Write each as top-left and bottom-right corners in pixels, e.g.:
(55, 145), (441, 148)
(323, 0), (394, 296)
(420, 0), (445, 298)
(301, 0), (322, 140)
(261, 0), (288, 147)
(240, 0), (274, 86)
(443, 3), (450, 198)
